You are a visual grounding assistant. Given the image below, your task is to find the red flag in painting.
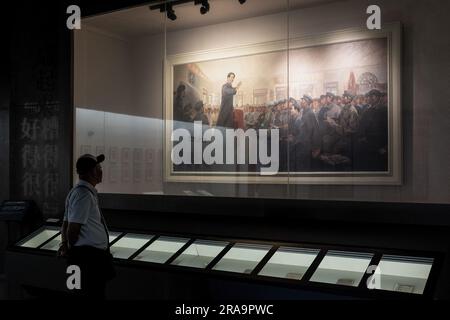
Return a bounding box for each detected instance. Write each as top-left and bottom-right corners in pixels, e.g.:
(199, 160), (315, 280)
(348, 71), (357, 95)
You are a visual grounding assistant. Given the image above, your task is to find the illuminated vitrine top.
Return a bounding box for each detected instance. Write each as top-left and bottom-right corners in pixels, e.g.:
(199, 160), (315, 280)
(376, 255), (434, 294)
(40, 234), (62, 251)
(133, 236), (190, 264)
(108, 231), (122, 244)
(310, 251), (373, 287)
(110, 233), (154, 260)
(258, 247), (320, 280)
(171, 240), (228, 269)
(212, 243), (272, 274)
(17, 226), (60, 249)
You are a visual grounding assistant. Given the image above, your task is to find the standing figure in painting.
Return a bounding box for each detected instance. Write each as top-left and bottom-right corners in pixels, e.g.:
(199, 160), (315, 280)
(355, 89), (388, 171)
(193, 101), (210, 127)
(319, 95), (327, 111)
(353, 95), (366, 116)
(259, 105), (274, 130)
(381, 92), (388, 106)
(318, 92), (342, 154)
(210, 108), (219, 127)
(245, 107), (256, 129)
(278, 99), (290, 171)
(216, 72), (242, 128)
(289, 95), (321, 171)
(173, 84), (186, 123)
(332, 91), (360, 161)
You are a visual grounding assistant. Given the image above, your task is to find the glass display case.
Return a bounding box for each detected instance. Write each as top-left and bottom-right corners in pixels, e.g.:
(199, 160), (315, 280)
(212, 243), (272, 274)
(110, 233), (154, 260)
(133, 236), (190, 264)
(16, 226), (60, 249)
(376, 255), (434, 294)
(258, 247), (320, 280)
(171, 240), (229, 269)
(310, 251), (373, 287)
(10, 225), (440, 298)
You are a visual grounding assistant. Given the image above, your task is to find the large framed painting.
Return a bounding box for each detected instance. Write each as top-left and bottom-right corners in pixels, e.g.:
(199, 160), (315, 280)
(164, 23), (402, 185)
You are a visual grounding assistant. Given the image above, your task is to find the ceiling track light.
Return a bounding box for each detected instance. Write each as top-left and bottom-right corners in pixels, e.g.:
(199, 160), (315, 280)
(151, 0), (243, 20)
(194, 0), (210, 15)
(150, 1), (179, 21)
(200, 1), (210, 15)
(166, 4), (177, 20)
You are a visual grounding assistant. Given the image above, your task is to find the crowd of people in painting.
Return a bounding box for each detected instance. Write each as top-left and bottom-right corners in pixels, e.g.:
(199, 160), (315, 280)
(174, 85), (388, 172)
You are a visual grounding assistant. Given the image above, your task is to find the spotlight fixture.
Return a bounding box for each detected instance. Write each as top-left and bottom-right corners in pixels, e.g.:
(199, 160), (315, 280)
(199, 0), (210, 15)
(166, 4), (177, 21)
(150, 0), (229, 20)
(239, 0), (246, 4)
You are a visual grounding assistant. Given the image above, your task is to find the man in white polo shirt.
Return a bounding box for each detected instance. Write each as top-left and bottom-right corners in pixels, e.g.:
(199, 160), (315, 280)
(58, 154), (114, 299)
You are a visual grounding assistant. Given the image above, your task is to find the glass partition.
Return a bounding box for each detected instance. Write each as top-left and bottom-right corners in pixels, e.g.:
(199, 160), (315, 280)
(74, 0), (449, 207)
(74, 0), (294, 200)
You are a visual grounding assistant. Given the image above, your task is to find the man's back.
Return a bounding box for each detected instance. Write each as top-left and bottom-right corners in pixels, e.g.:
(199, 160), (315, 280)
(65, 180), (108, 250)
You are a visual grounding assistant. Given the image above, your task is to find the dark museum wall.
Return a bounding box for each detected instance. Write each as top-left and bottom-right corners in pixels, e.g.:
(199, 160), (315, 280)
(3, 0), (151, 214)
(3, 0), (450, 220)
(0, 3), (12, 205)
(0, 54), (9, 204)
(7, 1), (73, 217)
(0, 13), (12, 275)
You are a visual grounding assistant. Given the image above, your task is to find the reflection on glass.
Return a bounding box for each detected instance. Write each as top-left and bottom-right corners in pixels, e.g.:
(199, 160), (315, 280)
(212, 243), (271, 274)
(41, 234), (62, 251)
(171, 240), (228, 269)
(310, 251), (373, 287)
(258, 247), (319, 280)
(133, 236), (189, 264)
(376, 255), (433, 294)
(110, 233), (154, 260)
(75, 108), (162, 195)
(17, 227), (59, 248)
(109, 231), (122, 244)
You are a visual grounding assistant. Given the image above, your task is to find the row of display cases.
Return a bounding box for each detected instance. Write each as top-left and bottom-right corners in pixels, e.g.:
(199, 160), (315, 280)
(14, 226), (439, 297)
